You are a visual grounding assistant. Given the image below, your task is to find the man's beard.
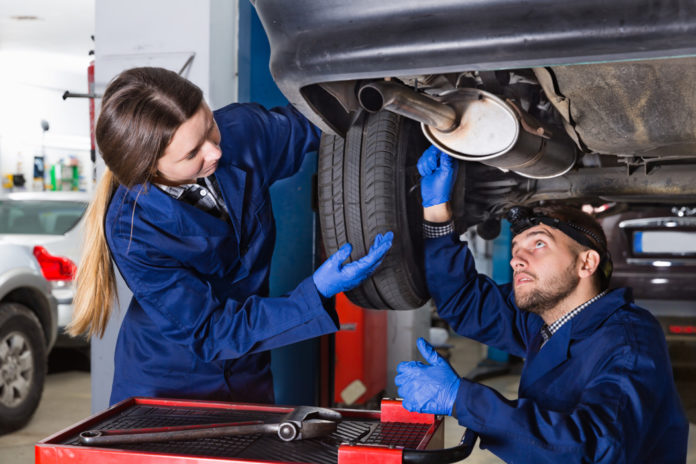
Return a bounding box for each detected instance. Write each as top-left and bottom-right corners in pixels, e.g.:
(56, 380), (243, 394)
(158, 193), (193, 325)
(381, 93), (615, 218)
(514, 261), (579, 316)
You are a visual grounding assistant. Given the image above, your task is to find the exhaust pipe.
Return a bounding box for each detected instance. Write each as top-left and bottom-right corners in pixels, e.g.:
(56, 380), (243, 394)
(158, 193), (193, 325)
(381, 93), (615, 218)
(358, 81), (458, 132)
(357, 81), (576, 179)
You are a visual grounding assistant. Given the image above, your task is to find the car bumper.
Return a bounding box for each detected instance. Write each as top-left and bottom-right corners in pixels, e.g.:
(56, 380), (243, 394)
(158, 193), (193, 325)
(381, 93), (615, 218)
(51, 286), (88, 349)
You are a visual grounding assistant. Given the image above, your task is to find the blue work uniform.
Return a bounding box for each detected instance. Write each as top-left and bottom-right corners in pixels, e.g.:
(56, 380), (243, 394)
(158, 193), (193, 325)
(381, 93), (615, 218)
(106, 103), (338, 406)
(426, 233), (688, 463)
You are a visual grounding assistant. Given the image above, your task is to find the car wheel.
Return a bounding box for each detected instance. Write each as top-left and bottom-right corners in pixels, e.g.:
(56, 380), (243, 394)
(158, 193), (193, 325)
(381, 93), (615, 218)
(0, 302), (46, 434)
(318, 110), (430, 310)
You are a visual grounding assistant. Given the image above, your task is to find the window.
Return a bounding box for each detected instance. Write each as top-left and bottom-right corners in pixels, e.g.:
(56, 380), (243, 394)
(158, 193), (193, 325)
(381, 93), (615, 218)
(0, 200), (87, 235)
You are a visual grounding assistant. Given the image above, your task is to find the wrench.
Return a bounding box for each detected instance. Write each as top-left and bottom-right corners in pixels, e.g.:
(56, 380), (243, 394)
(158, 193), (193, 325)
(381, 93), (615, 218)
(79, 406), (342, 446)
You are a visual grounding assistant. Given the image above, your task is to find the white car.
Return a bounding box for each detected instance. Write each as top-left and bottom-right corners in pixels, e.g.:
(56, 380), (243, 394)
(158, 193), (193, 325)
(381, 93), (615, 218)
(0, 191), (89, 348)
(0, 242), (56, 433)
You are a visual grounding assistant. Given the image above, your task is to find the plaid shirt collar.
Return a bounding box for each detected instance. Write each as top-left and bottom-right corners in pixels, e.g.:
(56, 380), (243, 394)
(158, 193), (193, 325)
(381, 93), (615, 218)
(540, 289), (608, 345)
(156, 175), (230, 223)
(157, 182), (189, 200)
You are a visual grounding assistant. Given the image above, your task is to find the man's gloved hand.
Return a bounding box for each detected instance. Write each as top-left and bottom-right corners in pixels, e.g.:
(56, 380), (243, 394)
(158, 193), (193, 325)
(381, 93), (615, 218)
(313, 231), (393, 298)
(395, 337), (461, 415)
(417, 145), (458, 207)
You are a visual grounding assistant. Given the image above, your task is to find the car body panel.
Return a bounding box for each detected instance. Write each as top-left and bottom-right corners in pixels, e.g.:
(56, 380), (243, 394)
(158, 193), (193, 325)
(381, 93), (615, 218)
(600, 206), (696, 344)
(602, 207), (696, 300)
(0, 243), (57, 350)
(0, 191), (88, 347)
(253, 0), (696, 134)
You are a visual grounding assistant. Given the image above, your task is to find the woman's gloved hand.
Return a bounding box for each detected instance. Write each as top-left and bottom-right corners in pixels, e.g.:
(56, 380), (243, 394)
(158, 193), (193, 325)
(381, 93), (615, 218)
(313, 231), (393, 298)
(417, 145), (458, 207)
(395, 337), (461, 415)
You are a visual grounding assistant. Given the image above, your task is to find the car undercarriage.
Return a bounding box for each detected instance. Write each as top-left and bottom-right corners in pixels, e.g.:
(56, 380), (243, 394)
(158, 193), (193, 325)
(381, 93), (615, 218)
(254, 0), (696, 310)
(321, 57), (696, 220)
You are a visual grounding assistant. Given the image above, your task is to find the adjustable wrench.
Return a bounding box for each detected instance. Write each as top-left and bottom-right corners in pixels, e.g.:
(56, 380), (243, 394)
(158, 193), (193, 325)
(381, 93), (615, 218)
(79, 405), (342, 446)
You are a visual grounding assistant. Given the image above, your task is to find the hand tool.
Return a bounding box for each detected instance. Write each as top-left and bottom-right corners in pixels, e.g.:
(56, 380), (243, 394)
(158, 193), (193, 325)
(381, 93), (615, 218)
(79, 406), (341, 446)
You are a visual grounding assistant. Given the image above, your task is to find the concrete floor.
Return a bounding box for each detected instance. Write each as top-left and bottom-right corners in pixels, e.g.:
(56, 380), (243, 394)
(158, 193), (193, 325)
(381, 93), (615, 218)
(0, 356), (91, 463)
(1, 337), (694, 463)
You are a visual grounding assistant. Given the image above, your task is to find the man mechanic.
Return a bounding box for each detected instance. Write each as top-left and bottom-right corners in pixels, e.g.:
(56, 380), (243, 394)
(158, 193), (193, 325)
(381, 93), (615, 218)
(395, 145), (689, 463)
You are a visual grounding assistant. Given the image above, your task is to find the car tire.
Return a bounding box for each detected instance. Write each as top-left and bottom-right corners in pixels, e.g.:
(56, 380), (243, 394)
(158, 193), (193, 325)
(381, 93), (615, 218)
(0, 302), (47, 434)
(317, 110), (431, 310)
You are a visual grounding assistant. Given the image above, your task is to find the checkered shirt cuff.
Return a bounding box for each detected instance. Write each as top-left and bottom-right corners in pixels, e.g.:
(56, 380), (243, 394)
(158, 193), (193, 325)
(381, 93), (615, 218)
(423, 220), (455, 239)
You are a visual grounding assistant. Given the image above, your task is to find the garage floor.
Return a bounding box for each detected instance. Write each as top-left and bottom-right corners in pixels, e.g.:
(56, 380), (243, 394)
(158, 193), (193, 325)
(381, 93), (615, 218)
(0, 337), (694, 464)
(0, 349), (91, 463)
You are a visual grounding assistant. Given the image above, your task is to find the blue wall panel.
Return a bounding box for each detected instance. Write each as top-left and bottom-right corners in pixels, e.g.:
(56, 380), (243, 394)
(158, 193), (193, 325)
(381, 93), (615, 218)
(488, 221), (513, 363)
(238, 0), (320, 406)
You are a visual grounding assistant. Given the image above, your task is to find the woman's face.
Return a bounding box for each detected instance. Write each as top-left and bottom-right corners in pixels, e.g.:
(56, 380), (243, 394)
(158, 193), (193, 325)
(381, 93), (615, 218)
(156, 103), (222, 185)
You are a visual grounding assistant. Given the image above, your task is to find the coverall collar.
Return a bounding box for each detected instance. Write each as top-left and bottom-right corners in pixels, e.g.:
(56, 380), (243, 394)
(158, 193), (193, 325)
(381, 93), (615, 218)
(126, 162), (247, 239)
(521, 287), (632, 389)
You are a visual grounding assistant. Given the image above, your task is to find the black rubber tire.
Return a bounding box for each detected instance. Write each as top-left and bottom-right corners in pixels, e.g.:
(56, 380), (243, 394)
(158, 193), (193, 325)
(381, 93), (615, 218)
(0, 303), (47, 434)
(318, 110), (430, 310)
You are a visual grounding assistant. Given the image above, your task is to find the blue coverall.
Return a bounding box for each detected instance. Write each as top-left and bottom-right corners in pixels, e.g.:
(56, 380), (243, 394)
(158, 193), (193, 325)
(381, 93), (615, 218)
(106, 104), (338, 406)
(426, 233), (688, 463)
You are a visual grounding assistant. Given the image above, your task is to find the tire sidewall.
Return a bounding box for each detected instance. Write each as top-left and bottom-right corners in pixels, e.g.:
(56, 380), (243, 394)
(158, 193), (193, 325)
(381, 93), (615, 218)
(318, 110), (431, 309)
(0, 303), (46, 434)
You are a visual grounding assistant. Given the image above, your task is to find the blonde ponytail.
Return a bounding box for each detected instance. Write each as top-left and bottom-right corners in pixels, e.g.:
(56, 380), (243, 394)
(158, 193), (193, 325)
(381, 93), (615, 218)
(67, 169), (119, 338)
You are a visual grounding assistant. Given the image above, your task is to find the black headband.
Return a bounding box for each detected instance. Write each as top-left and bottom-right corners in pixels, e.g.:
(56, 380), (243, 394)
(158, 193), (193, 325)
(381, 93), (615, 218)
(506, 206), (613, 282)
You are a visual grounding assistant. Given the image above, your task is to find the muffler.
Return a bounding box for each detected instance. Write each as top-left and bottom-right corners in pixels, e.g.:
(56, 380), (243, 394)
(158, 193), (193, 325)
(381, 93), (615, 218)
(357, 81), (576, 179)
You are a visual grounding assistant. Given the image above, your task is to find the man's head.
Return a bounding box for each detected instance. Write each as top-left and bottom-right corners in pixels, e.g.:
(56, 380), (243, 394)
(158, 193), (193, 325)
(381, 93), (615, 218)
(507, 205), (612, 316)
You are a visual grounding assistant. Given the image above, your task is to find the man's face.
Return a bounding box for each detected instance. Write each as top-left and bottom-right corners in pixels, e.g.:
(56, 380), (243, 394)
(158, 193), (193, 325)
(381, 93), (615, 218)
(510, 224), (580, 315)
(156, 103), (222, 185)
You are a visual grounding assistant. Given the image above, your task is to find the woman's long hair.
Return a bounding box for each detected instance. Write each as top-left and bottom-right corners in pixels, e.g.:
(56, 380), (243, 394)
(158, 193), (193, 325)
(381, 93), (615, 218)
(67, 67), (203, 338)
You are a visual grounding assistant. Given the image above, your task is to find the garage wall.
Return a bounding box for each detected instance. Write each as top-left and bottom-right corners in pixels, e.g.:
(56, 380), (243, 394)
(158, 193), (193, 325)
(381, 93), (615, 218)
(236, 1), (326, 407)
(0, 50), (93, 192)
(94, 0), (236, 108)
(91, 0), (239, 413)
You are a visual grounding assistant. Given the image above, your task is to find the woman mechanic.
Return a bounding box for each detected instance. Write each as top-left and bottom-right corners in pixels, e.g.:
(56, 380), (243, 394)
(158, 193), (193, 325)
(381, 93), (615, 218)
(68, 67), (392, 405)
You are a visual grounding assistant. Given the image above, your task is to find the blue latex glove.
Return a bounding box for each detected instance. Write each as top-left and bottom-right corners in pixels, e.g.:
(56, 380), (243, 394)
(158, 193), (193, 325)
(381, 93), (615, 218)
(417, 145), (458, 207)
(395, 337), (461, 415)
(313, 231), (393, 298)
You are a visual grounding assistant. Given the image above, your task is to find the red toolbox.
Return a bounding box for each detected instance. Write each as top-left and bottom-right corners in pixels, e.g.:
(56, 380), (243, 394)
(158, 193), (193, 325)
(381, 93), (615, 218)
(36, 397), (475, 464)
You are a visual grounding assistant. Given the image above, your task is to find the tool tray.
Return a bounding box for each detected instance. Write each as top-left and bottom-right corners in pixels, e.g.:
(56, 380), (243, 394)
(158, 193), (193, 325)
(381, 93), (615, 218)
(36, 397), (444, 464)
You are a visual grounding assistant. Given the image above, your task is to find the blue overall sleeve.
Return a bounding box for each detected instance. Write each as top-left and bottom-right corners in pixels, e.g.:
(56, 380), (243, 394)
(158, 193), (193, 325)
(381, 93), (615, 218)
(109, 225), (338, 363)
(454, 346), (686, 463)
(425, 233), (536, 357)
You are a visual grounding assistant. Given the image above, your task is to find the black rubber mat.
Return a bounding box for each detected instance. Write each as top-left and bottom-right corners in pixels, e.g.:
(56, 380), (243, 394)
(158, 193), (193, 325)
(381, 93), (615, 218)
(62, 404), (432, 463)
